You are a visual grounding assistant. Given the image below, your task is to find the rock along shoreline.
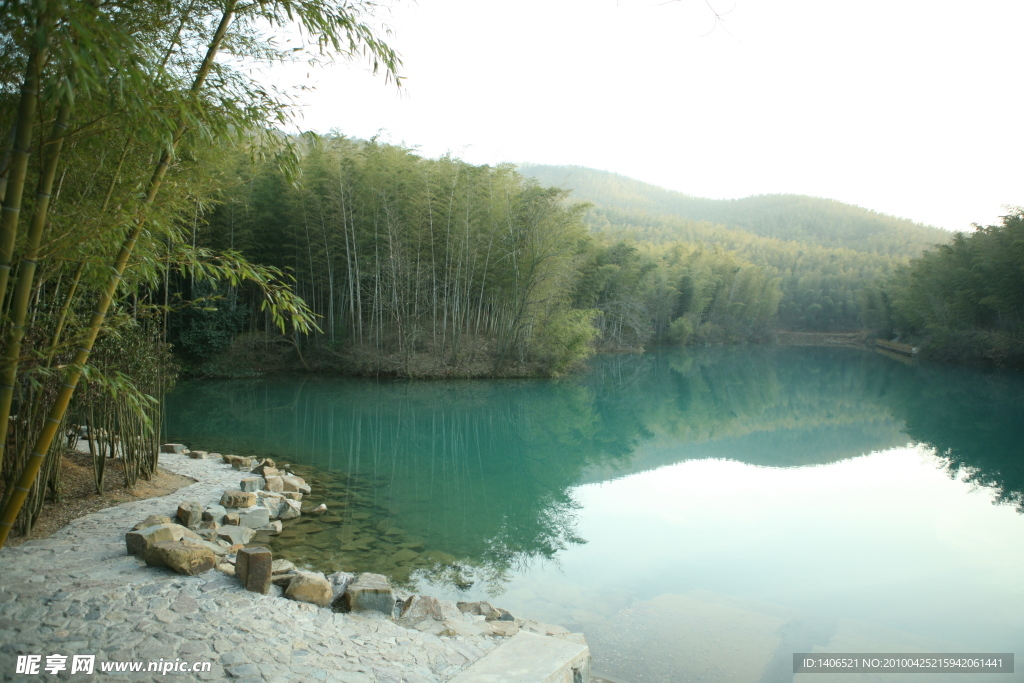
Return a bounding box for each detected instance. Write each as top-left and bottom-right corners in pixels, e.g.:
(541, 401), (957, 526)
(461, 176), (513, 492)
(0, 446), (590, 682)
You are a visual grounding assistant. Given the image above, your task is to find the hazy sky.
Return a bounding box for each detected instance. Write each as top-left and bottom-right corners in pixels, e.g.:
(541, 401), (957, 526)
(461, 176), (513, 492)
(266, 0), (1023, 231)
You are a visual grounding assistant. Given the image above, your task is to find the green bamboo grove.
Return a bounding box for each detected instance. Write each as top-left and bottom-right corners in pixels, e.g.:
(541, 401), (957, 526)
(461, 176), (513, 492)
(181, 135), (784, 378)
(0, 0), (398, 547)
(864, 210), (1024, 366)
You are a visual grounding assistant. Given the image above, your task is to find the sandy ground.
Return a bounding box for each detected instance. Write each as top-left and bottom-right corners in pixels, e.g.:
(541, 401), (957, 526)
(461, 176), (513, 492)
(1, 450), (195, 548)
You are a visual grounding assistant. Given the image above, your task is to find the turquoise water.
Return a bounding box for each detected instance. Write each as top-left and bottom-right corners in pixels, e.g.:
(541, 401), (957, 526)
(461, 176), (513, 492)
(165, 347), (1024, 682)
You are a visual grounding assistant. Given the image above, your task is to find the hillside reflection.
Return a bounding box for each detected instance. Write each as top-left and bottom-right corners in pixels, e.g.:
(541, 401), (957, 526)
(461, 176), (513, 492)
(165, 347), (1024, 586)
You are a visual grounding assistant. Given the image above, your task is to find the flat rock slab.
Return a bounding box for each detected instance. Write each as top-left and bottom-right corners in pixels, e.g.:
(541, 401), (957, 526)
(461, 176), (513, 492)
(450, 631), (590, 683)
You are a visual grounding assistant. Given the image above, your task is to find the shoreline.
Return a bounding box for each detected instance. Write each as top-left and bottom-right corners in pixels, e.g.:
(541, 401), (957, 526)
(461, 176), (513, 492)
(0, 450), (585, 681)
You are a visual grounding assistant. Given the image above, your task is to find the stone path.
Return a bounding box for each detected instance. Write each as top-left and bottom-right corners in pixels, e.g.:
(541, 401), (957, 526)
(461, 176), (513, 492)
(0, 452), (499, 682)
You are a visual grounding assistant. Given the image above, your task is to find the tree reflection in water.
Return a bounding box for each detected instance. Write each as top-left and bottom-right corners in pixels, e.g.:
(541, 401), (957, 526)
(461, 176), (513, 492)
(165, 347), (1024, 592)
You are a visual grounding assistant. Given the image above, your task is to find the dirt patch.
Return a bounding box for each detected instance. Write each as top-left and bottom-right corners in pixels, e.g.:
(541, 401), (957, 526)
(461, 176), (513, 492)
(1, 450), (195, 547)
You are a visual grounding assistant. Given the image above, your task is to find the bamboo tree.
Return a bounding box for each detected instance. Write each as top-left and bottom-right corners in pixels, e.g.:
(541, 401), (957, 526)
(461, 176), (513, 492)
(0, 2), (239, 546)
(0, 0), (401, 545)
(0, 22), (48, 303)
(0, 82), (73, 471)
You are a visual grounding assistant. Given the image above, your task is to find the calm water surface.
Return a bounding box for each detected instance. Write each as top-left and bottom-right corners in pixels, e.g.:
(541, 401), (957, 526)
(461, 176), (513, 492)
(166, 347), (1024, 682)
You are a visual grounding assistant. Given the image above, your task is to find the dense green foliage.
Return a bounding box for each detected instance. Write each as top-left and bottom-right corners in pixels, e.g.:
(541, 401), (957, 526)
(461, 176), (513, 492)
(193, 135), (599, 376)
(872, 210), (1024, 366)
(187, 136), (785, 375)
(520, 164), (951, 331)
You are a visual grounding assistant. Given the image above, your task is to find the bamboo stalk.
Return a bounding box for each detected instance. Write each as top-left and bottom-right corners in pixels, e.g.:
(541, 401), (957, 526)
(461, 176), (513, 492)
(0, 91), (73, 472)
(0, 36), (46, 308)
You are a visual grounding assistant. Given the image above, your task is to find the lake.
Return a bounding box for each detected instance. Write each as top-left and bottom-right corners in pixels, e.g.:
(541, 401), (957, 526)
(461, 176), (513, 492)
(165, 347), (1024, 682)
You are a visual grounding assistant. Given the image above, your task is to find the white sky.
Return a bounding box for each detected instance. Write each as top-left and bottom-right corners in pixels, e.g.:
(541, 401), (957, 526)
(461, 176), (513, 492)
(265, 0), (1024, 231)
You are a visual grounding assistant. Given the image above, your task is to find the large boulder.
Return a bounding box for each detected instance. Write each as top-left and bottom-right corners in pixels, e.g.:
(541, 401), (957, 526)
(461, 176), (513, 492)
(284, 571), (332, 607)
(263, 476), (284, 493)
(126, 523), (182, 557)
(187, 450), (208, 460)
(220, 490), (256, 508)
(131, 515), (172, 531)
(400, 595), (447, 621)
(236, 547), (272, 594)
(144, 540), (215, 575)
(338, 573), (394, 615)
(310, 503), (328, 516)
(160, 443), (186, 454)
(280, 475), (306, 493)
(222, 454), (254, 469)
(176, 501), (203, 529)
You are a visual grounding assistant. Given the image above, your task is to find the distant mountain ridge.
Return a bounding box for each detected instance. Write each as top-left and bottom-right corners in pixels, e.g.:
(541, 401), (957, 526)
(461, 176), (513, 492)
(518, 164), (949, 258)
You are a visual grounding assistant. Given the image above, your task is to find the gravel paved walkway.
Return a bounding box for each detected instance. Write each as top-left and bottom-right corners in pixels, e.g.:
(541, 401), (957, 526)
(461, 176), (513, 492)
(0, 452), (498, 682)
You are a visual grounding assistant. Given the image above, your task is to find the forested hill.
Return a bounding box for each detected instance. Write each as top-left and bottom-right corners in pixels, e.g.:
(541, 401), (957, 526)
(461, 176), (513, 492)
(518, 164), (949, 258)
